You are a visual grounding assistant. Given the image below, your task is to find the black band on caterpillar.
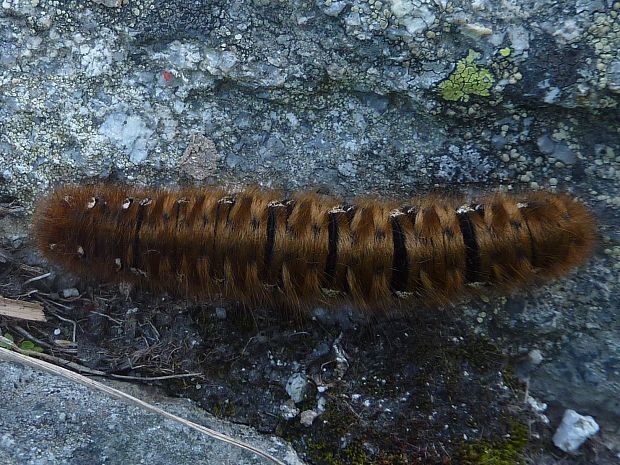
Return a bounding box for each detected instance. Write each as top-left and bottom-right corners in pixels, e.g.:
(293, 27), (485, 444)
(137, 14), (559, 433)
(389, 212), (408, 294)
(33, 185), (597, 312)
(456, 206), (481, 284)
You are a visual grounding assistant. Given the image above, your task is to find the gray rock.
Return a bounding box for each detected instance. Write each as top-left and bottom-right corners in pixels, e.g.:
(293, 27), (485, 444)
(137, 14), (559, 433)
(1, 0), (619, 462)
(528, 349), (544, 366)
(299, 410), (319, 427)
(285, 373), (309, 404)
(321, 1), (347, 17)
(608, 60), (620, 93)
(280, 400), (300, 420)
(91, 0), (125, 7)
(98, 113), (154, 164)
(0, 361), (305, 465)
(337, 160), (357, 178)
(537, 135), (556, 155)
(553, 142), (577, 164)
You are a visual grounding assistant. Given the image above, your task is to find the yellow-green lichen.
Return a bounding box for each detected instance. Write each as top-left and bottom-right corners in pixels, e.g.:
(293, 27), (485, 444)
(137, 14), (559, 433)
(458, 420), (529, 465)
(499, 47), (512, 57)
(439, 50), (495, 102)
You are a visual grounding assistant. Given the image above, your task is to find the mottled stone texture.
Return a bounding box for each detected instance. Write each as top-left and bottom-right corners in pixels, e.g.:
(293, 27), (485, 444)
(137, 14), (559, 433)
(0, 362), (303, 465)
(0, 0), (619, 463)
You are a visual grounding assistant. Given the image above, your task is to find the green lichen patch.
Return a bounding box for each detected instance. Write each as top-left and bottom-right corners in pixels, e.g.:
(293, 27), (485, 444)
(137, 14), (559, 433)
(439, 50), (495, 102)
(499, 47), (512, 58)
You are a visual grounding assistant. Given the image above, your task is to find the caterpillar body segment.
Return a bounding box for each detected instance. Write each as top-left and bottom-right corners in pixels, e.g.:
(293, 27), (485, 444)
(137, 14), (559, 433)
(34, 185), (596, 311)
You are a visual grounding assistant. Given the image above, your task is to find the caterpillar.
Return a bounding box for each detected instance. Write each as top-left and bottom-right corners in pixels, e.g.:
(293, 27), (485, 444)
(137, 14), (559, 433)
(33, 185), (596, 313)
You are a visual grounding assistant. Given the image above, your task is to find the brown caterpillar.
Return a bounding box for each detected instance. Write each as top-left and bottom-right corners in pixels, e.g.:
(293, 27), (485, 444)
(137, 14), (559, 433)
(33, 185), (596, 313)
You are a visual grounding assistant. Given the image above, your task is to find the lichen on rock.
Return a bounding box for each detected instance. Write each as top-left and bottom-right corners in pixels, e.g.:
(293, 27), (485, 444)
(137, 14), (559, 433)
(439, 49), (495, 102)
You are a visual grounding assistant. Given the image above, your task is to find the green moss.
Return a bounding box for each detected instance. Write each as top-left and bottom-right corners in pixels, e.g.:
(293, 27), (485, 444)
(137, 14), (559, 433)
(439, 49), (495, 102)
(457, 337), (504, 371)
(343, 443), (370, 465)
(310, 442), (415, 465)
(302, 401), (419, 465)
(307, 440), (373, 465)
(211, 399), (236, 418)
(308, 442), (340, 465)
(301, 401), (369, 465)
(458, 420), (529, 465)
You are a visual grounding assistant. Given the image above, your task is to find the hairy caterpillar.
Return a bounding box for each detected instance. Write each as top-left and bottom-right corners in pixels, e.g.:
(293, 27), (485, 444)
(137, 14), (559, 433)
(33, 185), (596, 312)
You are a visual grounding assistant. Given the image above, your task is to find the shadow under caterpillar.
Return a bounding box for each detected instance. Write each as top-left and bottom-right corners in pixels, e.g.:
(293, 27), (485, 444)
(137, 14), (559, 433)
(33, 185), (596, 313)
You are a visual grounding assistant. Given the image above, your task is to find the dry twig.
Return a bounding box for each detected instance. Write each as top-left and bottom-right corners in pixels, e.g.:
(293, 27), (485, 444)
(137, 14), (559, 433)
(0, 336), (203, 382)
(0, 296), (46, 321)
(22, 272), (52, 286)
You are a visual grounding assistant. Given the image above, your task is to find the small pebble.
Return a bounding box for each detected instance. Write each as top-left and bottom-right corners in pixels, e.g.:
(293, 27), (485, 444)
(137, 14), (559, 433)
(280, 399), (300, 420)
(553, 409), (599, 453)
(285, 373), (309, 403)
(62, 288), (79, 298)
(215, 307), (227, 319)
(528, 349), (544, 365)
(299, 410), (319, 427)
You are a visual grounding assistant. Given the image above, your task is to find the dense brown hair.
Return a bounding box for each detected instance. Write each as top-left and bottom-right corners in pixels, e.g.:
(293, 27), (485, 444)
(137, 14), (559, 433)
(33, 185), (596, 313)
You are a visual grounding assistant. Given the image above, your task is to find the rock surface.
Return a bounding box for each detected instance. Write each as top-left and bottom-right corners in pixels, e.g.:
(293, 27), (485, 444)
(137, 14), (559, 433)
(0, 0), (619, 463)
(0, 361), (303, 465)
